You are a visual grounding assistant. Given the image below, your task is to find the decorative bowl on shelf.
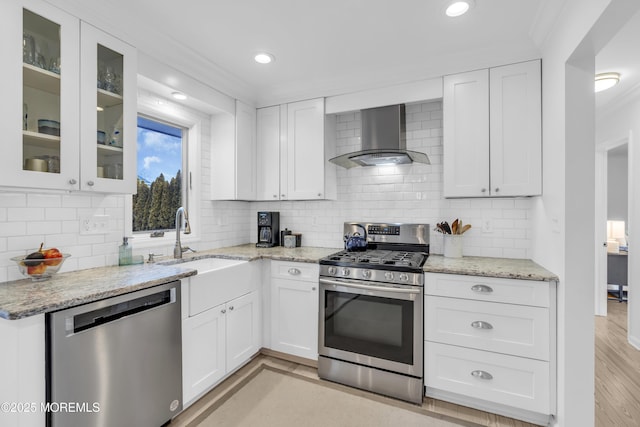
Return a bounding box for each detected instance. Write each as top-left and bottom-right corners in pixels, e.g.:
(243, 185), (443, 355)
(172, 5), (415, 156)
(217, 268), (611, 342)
(37, 119), (60, 136)
(11, 253), (70, 281)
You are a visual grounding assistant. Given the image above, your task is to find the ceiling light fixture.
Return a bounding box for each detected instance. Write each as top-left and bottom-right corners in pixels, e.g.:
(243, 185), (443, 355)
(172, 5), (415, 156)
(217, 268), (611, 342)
(96, 106), (104, 112)
(254, 53), (274, 64)
(171, 91), (187, 100)
(445, 0), (474, 17)
(594, 72), (620, 93)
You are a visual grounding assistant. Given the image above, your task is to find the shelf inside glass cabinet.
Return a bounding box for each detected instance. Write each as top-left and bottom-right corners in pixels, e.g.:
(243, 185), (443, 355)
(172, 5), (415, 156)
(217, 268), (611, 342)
(23, 64), (60, 95)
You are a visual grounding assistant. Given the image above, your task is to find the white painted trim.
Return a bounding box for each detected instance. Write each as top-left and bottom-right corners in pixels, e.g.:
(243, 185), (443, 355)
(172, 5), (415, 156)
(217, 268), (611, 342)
(325, 77), (443, 114)
(628, 332), (640, 351)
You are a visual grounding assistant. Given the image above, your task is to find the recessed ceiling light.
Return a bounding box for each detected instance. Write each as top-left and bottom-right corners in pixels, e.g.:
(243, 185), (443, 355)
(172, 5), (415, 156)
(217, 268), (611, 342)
(254, 53), (274, 64)
(445, 0), (475, 17)
(595, 72), (620, 93)
(171, 91), (187, 100)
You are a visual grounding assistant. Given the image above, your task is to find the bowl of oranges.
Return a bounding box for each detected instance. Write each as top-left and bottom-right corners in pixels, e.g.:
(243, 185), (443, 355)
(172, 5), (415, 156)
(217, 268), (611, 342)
(11, 244), (70, 281)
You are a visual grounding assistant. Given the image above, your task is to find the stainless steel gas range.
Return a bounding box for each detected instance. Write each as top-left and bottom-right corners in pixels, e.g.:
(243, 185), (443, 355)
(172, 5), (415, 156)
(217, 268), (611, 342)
(318, 222), (429, 404)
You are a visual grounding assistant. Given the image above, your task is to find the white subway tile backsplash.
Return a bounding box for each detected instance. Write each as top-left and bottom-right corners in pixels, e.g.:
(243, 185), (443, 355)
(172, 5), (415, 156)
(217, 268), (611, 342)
(8, 207), (45, 222)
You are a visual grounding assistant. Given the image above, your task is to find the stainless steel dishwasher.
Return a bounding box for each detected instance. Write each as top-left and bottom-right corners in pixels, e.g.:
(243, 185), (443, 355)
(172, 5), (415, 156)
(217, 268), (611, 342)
(46, 281), (182, 427)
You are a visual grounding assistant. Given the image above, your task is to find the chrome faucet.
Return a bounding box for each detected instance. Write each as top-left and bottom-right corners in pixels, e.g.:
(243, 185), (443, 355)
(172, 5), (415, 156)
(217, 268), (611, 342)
(174, 207), (194, 259)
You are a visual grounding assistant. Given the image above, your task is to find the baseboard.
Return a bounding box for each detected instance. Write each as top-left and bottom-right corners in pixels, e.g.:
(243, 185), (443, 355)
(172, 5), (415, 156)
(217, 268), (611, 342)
(426, 388), (553, 426)
(259, 348), (318, 368)
(628, 334), (640, 350)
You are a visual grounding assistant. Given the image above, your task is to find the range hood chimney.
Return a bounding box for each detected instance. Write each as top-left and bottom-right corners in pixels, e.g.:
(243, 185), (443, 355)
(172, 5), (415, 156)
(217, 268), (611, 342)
(329, 104), (430, 169)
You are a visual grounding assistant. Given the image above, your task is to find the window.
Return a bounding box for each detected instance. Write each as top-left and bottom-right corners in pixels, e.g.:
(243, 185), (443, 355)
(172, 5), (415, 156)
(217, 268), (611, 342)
(133, 116), (186, 233)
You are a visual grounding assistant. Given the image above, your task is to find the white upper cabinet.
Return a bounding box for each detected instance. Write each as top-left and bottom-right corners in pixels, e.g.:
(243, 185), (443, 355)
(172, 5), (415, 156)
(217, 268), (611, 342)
(443, 69), (490, 197)
(0, 0), (80, 191)
(256, 105), (281, 200)
(210, 100), (257, 200)
(256, 98), (337, 201)
(0, 0), (137, 193)
(80, 22), (137, 194)
(489, 61), (542, 197)
(443, 60), (542, 198)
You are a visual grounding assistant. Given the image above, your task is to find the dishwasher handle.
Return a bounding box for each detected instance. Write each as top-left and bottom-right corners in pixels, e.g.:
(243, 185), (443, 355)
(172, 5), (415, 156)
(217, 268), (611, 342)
(72, 288), (175, 334)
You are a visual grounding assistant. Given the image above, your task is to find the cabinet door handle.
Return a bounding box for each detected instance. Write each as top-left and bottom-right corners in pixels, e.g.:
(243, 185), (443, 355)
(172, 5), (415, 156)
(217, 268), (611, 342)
(471, 370), (493, 380)
(87, 180), (94, 187)
(221, 309), (226, 314)
(471, 284), (493, 293)
(317, 193), (322, 197)
(311, 287), (316, 291)
(471, 321), (493, 330)
(273, 195), (277, 198)
(68, 178), (77, 185)
(281, 194), (286, 198)
(495, 187), (500, 193)
(228, 306), (234, 311)
(481, 188), (487, 193)
(288, 268), (301, 275)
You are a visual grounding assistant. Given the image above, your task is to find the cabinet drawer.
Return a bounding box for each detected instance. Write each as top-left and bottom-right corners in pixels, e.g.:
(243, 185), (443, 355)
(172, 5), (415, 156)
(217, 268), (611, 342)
(271, 261), (319, 282)
(425, 296), (549, 360)
(425, 342), (550, 414)
(425, 273), (549, 307)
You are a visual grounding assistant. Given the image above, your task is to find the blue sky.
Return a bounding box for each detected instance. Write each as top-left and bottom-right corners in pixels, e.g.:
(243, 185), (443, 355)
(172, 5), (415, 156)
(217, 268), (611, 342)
(136, 120), (182, 183)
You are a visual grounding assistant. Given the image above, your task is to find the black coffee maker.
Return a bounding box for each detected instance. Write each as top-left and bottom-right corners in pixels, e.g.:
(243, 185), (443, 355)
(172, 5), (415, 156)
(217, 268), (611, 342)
(256, 211), (280, 248)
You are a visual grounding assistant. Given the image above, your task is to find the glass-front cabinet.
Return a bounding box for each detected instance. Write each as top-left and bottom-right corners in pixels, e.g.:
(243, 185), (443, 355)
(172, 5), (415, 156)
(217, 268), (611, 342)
(0, 0), (136, 193)
(80, 22), (136, 193)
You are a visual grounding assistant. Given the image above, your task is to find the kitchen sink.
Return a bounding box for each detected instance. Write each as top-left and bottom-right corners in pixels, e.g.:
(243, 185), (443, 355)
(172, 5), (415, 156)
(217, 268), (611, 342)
(169, 257), (247, 273)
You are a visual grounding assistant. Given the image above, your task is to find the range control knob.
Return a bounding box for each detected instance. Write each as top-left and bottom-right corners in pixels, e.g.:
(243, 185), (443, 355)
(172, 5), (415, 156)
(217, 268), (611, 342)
(384, 272), (394, 281)
(399, 273), (409, 282)
(362, 270), (372, 279)
(327, 266), (337, 275)
(341, 268), (351, 277)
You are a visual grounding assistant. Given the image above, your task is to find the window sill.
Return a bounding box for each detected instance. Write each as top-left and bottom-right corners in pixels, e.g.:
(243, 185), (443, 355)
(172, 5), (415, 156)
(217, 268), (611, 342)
(131, 232), (200, 251)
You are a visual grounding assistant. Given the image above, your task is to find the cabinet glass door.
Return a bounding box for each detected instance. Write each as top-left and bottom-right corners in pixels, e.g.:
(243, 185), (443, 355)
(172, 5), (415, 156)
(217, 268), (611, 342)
(80, 22), (136, 193)
(0, 1), (80, 190)
(22, 9), (62, 175)
(96, 44), (124, 182)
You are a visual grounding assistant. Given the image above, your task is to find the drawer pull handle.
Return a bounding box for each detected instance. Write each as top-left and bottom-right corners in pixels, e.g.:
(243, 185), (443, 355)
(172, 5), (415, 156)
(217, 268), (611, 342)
(471, 370), (493, 380)
(288, 268), (301, 275)
(471, 321), (493, 330)
(471, 284), (493, 293)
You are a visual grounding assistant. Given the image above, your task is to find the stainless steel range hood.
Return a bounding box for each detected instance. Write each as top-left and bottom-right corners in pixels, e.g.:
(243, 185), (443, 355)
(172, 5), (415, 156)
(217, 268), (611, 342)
(329, 104), (430, 169)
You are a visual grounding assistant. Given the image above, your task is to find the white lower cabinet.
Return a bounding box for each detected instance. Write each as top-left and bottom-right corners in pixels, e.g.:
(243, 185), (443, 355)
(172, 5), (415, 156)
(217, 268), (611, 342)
(424, 273), (556, 425)
(269, 261), (319, 360)
(182, 262), (261, 407)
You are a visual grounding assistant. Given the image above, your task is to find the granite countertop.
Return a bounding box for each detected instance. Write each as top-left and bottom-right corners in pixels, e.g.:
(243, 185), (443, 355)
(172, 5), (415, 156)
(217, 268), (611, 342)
(168, 244), (339, 264)
(424, 255), (558, 282)
(0, 263), (197, 320)
(0, 245), (339, 321)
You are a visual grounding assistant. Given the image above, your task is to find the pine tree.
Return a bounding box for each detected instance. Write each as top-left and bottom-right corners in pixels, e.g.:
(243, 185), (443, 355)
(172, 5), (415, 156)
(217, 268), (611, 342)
(148, 174), (166, 230)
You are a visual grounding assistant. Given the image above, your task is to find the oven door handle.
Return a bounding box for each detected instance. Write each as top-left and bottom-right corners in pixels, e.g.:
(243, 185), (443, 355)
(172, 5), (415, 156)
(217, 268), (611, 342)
(319, 278), (421, 294)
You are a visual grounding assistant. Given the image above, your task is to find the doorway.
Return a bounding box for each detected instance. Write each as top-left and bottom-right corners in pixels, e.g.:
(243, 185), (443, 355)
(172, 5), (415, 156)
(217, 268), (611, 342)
(595, 139), (629, 317)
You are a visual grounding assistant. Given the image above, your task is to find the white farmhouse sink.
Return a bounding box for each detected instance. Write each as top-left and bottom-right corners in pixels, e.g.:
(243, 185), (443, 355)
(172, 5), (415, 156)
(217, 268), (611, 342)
(176, 257), (257, 317)
(178, 257), (247, 273)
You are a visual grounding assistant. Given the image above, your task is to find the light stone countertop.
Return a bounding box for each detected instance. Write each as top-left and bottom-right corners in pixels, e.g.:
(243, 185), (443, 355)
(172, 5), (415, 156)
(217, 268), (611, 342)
(166, 244), (339, 264)
(0, 244), (339, 320)
(0, 263), (197, 320)
(424, 255), (558, 282)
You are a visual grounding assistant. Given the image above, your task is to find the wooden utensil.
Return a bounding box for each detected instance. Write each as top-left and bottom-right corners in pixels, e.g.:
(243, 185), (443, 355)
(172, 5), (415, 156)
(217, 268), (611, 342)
(460, 224), (472, 234)
(452, 219), (459, 234)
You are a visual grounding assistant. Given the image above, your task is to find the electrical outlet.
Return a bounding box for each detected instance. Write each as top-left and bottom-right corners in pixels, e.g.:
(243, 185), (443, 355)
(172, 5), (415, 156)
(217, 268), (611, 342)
(80, 215), (110, 235)
(482, 218), (493, 233)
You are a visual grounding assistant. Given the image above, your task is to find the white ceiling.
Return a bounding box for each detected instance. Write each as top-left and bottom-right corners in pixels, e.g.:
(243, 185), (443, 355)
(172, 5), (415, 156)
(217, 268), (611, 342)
(47, 0), (639, 110)
(51, 0), (544, 106)
(595, 9), (640, 114)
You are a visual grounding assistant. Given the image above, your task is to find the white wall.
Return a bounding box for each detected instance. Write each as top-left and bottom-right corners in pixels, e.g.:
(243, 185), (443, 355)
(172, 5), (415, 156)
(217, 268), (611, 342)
(530, 0), (640, 425)
(597, 97), (639, 348)
(251, 100), (534, 256)
(607, 147), (628, 224)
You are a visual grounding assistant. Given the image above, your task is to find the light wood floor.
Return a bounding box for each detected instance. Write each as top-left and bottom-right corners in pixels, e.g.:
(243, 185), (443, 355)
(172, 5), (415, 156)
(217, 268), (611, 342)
(595, 300), (640, 426)
(169, 303), (639, 427)
(170, 354), (537, 427)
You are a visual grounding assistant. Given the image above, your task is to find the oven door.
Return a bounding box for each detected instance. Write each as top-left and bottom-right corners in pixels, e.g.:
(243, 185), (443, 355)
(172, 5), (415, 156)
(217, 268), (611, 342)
(319, 277), (423, 377)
